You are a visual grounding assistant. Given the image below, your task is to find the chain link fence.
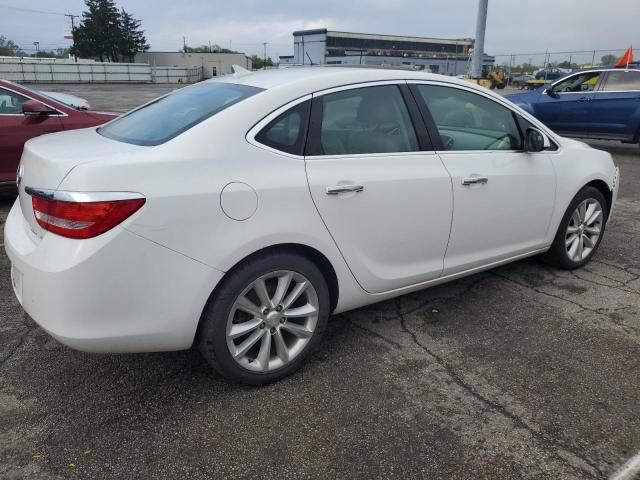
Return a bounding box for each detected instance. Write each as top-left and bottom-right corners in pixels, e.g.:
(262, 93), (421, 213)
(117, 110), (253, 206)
(493, 49), (628, 79)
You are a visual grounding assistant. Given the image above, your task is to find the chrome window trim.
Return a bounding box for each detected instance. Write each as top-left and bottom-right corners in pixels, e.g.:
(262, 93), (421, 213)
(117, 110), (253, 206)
(0, 85), (68, 117)
(406, 79), (561, 154)
(25, 187), (144, 203)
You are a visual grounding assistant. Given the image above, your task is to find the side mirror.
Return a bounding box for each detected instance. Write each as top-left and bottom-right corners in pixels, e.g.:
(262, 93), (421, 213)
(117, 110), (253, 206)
(22, 100), (57, 116)
(524, 127), (550, 152)
(545, 86), (559, 98)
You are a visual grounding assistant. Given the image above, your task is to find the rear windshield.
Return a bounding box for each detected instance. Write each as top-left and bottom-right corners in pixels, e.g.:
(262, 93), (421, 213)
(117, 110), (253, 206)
(98, 82), (263, 146)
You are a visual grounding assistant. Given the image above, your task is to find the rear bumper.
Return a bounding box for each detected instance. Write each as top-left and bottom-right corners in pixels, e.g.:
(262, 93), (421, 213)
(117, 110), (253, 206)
(4, 200), (223, 353)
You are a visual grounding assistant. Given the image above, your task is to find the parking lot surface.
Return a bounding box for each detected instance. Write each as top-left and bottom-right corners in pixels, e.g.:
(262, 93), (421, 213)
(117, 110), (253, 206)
(1, 84), (639, 479)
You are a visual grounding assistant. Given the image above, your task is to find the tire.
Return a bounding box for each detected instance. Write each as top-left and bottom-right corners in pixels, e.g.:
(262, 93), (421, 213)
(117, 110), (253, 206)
(198, 252), (330, 385)
(497, 82), (506, 89)
(489, 78), (497, 90)
(546, 186), (608, 270)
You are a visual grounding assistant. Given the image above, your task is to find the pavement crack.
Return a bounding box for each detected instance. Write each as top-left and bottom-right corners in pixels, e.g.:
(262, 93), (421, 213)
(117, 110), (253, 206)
(491, 270), (595, 314)
(346, 317), (403, 350)
(395, 298), (603, 479)
(0, 315), (34, 370)
(566, 269), (638, 294)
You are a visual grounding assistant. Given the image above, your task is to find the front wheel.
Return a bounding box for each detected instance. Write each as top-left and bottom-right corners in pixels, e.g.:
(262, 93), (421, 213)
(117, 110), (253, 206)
(198, 252), (330, 385)
(546, 186), (608, 269)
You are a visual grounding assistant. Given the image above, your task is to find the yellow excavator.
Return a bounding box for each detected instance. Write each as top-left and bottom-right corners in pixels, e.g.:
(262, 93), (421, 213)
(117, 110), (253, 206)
(465, 67), (507, 90)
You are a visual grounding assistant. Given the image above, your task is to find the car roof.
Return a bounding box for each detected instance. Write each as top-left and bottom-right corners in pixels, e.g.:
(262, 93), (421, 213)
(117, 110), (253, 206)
(569, 64), (640, 73)
(203, 66), (477, 94)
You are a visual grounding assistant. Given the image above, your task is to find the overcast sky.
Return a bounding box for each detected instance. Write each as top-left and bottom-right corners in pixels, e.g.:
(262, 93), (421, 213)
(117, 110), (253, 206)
(1, 0), (638, 62)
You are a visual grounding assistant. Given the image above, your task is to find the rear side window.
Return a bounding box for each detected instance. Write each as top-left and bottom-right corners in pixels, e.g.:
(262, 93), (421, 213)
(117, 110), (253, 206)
(99, 82), (263, 146)
(602, 70), (640, 91)
(416, 84), (522, 151)
(255, 100), (310, 155)
(309, 85), (419, 156)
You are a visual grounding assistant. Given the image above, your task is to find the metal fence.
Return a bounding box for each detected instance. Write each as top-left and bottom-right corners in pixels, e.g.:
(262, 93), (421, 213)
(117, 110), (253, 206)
(0, 60), (203, 84)
(493, 49), (629, 73)
(151, 67), (203, 84)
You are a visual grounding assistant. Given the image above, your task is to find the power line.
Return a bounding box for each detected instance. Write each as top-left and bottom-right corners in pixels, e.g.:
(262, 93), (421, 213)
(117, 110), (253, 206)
(0, 4), (67, 16)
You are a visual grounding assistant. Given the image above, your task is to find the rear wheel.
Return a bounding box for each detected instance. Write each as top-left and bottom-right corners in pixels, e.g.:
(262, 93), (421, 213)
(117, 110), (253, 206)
(546, 186), (607, 269)
(198, 252), (330, 385)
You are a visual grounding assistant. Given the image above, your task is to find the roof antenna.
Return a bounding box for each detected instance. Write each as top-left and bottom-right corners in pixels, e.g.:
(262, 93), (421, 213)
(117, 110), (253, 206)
(232, 64), (252, 77)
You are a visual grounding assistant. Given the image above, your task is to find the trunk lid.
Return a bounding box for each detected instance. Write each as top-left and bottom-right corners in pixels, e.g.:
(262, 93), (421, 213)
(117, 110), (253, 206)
(18, 127), (144, 237)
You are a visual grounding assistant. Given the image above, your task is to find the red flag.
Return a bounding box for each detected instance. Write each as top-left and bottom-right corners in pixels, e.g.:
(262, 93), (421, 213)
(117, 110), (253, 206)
(614, 46), (634, 68)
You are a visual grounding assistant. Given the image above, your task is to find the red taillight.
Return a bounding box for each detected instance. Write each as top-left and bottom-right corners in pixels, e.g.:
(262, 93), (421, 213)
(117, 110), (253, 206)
(32, 196), (145, 239)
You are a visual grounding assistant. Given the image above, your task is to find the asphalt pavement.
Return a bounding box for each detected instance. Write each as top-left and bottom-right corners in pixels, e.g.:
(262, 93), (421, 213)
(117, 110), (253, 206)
(0, 84), (638, 479)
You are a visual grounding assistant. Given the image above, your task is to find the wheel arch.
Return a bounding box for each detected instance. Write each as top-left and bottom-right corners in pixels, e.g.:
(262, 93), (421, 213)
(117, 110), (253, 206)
(204, 243), (340, 317)
(584, 179), (613, 218)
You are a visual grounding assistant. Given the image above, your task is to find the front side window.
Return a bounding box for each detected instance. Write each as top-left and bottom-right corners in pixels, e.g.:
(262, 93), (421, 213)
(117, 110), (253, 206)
(99, 82), (263, 146)
(0, 88), (29, 114)
(552, 72), (601, 93)
(255, 100), (310, 155)
(416, 84), (522, 151)
(312, 85), (419, 155)
(602, 70), (640, 91)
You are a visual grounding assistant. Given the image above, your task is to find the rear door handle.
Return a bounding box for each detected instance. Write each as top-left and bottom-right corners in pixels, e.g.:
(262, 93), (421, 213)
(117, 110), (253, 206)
(578, 96), (591, 102)
(326, 184), (364, 195)
(462, 176), (489, 186)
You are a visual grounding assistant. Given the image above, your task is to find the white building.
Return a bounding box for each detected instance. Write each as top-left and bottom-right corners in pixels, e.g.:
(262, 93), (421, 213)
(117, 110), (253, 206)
(280, 29), (495, 76)
(135, 51), (252, 79)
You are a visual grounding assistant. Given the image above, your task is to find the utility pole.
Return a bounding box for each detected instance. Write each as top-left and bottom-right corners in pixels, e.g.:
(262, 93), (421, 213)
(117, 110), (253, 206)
(183, 36), (187, 53)
(33, 41), (40, 57)
(470, 0), (488, 78)
(263, 42), (267, 69)
(64, 14), (79, 61)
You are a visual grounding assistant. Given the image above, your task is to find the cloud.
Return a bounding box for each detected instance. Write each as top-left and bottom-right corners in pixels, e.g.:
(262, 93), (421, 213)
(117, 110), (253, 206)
(0, 0), (638, 60)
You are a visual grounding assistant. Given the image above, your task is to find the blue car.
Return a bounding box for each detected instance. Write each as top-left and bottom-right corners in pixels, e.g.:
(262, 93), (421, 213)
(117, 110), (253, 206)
(506, 65), (640, 146)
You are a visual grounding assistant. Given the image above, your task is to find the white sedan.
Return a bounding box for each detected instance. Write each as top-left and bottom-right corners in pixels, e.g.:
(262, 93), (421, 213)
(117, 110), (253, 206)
(5, 67), (619, 384)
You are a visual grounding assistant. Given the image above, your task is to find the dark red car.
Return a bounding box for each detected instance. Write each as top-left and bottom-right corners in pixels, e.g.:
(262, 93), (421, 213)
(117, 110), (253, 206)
(0, 80), (118, 189)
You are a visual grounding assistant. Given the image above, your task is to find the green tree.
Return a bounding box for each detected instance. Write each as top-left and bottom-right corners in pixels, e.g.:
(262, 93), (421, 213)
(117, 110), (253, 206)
(250, 55), (273, 70)
(600, 54), (618, 66)
(0, 35), (25, 56)
(118, 9), (149, 62)
(557, 60), (578, 69)
(184, 44), (238, 54)
(71, 0), (148, 62)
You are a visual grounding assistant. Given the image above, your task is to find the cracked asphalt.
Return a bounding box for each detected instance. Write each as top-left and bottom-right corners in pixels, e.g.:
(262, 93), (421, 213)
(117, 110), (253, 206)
(1, 85), (639, 479)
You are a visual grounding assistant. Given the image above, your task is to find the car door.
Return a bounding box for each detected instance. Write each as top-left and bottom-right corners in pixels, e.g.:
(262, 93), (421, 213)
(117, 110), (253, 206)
(588, 69), (640, 141)
(0, 87), (63, 185)
(409, 82), (556, 274)
(304, 82), (454, 294)
(534, 71), (604, 136)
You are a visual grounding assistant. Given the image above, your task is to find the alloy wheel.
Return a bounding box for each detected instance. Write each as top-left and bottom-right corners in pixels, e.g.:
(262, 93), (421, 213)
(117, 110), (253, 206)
(565, 198), (603, 262)
(226, 270), (319, 372)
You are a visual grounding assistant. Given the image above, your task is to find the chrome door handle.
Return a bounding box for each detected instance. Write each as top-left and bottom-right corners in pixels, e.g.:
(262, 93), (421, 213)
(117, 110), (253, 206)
(462, 176), (489, 186)
(326, 184), (364, 195)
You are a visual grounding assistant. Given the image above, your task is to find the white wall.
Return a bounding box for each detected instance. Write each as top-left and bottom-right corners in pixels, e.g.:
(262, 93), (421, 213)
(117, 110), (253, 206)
(0, 61), (151, 83)
(135, 52), (252, 78)
(0, 60), (204, 83)
(294, 32), (326, 65)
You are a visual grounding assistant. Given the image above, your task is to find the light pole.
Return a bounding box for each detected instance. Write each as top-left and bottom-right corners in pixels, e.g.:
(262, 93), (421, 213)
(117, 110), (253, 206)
(470, 0), (488, 78)
(33, 41), (40, 57)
